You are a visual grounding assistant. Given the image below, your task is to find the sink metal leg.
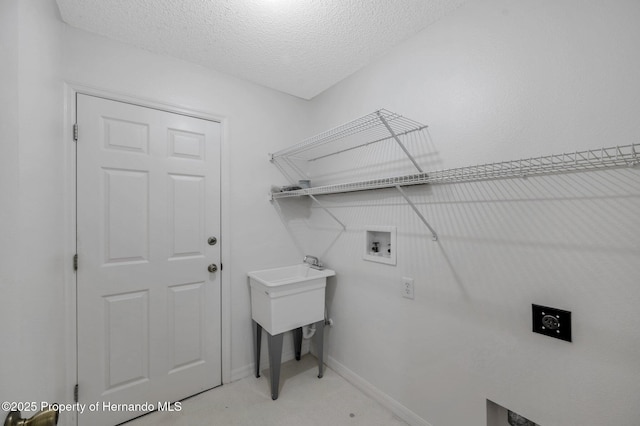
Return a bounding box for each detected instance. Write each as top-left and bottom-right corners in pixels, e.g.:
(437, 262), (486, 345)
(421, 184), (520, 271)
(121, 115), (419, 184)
(253, 320), (262, 378)
(293, 327), (303, 361)
(267, 332), (284, 400)
(313, 319), (325, 378)
(253, 321), (324, 400)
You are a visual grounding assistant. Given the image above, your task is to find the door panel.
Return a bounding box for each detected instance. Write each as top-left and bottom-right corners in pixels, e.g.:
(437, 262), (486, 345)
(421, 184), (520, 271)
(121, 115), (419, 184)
(104, 291), (150, 391)
(104, 168), (149, 264)
(76, 94), (221, 426)
(168, 282), (206, 371)
(168, 174), (204, 258)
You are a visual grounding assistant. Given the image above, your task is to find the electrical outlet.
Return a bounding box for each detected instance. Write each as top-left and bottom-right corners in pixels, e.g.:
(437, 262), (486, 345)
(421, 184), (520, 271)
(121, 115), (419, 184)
(402, 277), (414, 299)
(532, 304), (572, 342)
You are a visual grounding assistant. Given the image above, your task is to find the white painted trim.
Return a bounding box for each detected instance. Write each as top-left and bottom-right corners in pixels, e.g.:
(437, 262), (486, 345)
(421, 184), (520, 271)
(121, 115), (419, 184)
(62, 82), (78, 426)
(219, 111), (232, 384)
(63, 83), (232, 410)
(64, 81), (227, 122)
(230, 364), (255, 383)
(326, 355), (432, 426)
(229, 346), (307, 383)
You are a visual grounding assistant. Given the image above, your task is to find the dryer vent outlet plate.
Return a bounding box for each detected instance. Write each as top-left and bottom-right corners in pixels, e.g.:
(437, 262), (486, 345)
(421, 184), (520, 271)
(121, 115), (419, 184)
(532, 304), (572, 342)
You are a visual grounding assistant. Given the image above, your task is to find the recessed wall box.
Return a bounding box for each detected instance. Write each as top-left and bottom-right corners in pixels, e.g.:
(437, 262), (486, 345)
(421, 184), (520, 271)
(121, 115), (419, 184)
(363, 226), (396, 265)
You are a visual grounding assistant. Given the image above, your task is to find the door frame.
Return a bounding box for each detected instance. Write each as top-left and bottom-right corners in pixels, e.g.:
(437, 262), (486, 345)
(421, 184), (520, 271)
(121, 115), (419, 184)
(63, 83), (232, 423)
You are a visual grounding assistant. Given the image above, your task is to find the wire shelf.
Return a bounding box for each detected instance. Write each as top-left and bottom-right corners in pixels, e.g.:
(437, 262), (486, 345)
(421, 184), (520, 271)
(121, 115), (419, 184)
(270, 109), (428, 183)
(271, 143), (639, 199)
(269, 108), (638, 242)
(272, 109), (427, 161)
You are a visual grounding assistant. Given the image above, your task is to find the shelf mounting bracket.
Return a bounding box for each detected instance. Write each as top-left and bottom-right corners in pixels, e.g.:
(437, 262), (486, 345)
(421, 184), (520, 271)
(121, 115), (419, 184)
(395, 185), (438, 241)
(377, 111), (424, 173)
(308, 194), (347, 230)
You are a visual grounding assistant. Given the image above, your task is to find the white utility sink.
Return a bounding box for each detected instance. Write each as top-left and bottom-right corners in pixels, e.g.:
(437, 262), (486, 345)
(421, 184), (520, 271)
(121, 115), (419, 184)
(248, 264), (335, 335)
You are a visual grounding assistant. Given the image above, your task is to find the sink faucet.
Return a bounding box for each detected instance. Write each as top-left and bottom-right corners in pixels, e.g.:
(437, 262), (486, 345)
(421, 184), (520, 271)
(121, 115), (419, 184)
(303, 255), (323, 270)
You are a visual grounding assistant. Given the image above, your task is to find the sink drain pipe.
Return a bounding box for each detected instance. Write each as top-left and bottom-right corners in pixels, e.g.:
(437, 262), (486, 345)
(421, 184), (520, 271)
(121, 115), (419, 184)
(302, 323), (316, 339)
(303, 305), (334, 339)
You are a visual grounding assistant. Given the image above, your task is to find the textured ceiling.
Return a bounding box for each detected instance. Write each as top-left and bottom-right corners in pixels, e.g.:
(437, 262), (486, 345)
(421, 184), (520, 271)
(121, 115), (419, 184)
(56, 0), (467, 99)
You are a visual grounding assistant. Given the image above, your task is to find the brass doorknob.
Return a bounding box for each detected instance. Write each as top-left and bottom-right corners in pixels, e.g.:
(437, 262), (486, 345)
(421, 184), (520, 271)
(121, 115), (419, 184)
(4, 407), (59, 426)
(208, 264), (218, 273)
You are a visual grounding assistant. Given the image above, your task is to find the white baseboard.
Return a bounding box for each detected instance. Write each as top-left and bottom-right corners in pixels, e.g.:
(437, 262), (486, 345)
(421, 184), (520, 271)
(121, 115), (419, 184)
(229, 343), (310, 383)
(229, 363), (255, 383)
(326, 355), (432, 426)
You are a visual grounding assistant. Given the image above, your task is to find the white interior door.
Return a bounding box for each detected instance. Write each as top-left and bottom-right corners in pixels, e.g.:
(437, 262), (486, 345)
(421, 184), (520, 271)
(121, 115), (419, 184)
(76, 94), (221, 426)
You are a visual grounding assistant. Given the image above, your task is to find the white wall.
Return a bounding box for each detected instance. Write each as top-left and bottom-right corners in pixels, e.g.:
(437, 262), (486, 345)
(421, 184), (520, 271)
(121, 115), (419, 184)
(61, 24), (311, 382)
(61, 23), (320, 396)
(4, 1), (640, 426)
(300, 1), (640, 425)
(0, 0), (23, 407)
(0, 0), (66, 416)
(2, 1), (309, 424)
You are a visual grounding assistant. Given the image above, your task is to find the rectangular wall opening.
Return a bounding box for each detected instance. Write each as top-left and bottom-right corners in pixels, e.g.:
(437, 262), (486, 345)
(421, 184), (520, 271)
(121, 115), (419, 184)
(487, 400), (540, 426)
(363, 226), (396, 265)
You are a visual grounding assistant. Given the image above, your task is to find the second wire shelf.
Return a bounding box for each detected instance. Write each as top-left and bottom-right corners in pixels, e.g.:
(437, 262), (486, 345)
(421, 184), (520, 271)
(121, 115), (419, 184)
(272, 143), (639, 199)
(270, 109), (639, 243)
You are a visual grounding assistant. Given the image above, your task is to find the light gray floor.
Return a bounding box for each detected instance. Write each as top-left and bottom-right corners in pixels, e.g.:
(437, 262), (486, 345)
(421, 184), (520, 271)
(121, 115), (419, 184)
(126, 355), (409, 426)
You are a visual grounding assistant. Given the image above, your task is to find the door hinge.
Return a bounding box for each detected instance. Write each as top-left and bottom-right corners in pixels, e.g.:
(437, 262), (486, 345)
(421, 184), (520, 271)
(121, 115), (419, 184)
(73, 123), (78, 141)
(73, 254), (78, 271)
(220, 263), (223, 271)
(74, 384), (79, 402)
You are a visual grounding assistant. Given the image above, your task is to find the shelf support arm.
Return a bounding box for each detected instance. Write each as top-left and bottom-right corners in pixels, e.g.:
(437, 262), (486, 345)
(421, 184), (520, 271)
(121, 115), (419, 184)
(395, 185), (438, 241)
(377, 111), (424, 173)
(308, 194), (347, 230)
